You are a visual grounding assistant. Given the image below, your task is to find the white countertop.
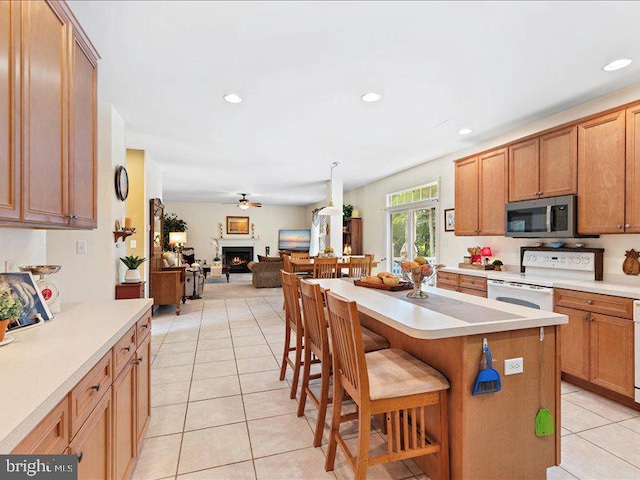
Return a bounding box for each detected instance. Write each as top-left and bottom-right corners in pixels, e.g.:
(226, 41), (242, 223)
(441, 267), (640, 299)
(311, 278), (567, 340)
(0, 299), (153, 453)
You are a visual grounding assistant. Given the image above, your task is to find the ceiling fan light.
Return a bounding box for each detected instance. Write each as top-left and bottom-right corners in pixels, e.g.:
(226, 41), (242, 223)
(318, 201), (343, 216)
(238, 202), (250, 210)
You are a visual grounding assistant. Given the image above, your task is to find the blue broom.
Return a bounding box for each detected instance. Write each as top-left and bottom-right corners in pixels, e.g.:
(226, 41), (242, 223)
(472, 342), (501, 395)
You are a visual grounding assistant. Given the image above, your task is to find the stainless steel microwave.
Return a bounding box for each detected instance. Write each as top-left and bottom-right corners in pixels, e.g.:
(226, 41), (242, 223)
(505, 195), (578, 238)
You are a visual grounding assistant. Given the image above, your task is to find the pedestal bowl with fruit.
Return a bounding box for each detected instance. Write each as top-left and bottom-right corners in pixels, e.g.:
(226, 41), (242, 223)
(397, 257), (445, 299)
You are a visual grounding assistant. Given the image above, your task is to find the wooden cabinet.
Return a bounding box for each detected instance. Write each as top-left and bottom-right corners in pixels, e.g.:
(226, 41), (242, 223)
(555, 289), (634, 398)
(116, 282), (146, 300)
(626, 104), (640, 233)
(69, 389), (112, 480)
(454, 157), (479, 235)
(70, 352), (112, 436)
(343, 218), (362, 255)
(0, 0), (20, 220)
(0, 0), (98, 229)
(12, 398), (69, 455)
(508, 128), (578, 203)
(454, 149), (507, 236)
(113, 361), (136, 480)
(577, 110), (626, 234)
(135, 334), (151, 450)
(478, 148), (507, 235)
(436, 271), (487, 297)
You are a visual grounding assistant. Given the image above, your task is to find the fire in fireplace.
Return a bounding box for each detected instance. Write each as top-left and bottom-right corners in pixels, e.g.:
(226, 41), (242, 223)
(221, 246), (254, 273)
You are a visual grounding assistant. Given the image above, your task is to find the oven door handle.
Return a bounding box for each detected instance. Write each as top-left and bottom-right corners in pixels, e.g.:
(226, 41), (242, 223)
(488, 283), (554, 294)
(546, 205), (552, 233)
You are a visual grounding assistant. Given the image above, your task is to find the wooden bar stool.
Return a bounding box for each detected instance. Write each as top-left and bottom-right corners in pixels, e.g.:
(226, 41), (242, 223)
(324, 291), (451, 479)
(313, 257), (338, 279)
(347, 256), (372, 278)
(279, 269), (320, 399)
(297, 279), (389, 447)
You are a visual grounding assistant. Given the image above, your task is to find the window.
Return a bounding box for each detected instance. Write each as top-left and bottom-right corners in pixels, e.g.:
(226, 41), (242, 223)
(386, 182), (439, 274)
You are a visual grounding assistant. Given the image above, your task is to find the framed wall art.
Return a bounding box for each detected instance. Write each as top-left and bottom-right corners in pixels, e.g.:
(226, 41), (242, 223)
(444, 208), (455, 232)
(226, 216), (250, 235)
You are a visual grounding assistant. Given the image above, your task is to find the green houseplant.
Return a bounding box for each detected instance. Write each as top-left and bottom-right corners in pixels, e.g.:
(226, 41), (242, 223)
(120, 255), (146, 283)
(0, 283), (22, 342)
(163, 213), (188, 251)
(343, 204), (354, 218)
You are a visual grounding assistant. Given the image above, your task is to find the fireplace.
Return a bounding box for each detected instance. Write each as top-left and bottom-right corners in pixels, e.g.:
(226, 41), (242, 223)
(222, 246), (254, 273)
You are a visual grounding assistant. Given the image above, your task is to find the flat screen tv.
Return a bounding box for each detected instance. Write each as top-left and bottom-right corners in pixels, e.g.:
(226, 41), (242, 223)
(278, 229), (311, 252)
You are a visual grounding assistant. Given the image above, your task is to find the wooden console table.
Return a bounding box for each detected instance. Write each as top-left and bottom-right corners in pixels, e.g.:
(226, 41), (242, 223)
(116, 281), (146, 299)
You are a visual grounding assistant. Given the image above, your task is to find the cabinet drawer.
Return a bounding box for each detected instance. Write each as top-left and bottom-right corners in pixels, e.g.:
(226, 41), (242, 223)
(12, 397), (69, 454)
(136, 310), (152, 345)
(437, 271), (459, 287)
(113, 325), (136, 378)
(555, 289), (633, 319)
(437, 283), (458, 292)
(70, 352), (112, 437)
(459, 275), (487, 292)
(458, 286), (487, 298)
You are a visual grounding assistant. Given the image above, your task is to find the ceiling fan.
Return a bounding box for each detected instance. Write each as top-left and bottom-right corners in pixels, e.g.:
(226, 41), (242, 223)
(236, 193), (262, 210)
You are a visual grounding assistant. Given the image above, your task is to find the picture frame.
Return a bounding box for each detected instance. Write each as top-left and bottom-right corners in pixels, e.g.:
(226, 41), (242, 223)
(226, 216), (250, 235)
(0, 272), (53, 332)
(444, 208), (455, 232)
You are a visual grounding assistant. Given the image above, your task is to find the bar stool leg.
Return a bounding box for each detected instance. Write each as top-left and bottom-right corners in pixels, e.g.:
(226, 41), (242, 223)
(355, 407), (371, 480)
(289, 332), (303, 399)
(279, 323), (291, 381)
(313, 359), (331, 447)
(325, 383), (344, 472)
(297, 344), (312, 417)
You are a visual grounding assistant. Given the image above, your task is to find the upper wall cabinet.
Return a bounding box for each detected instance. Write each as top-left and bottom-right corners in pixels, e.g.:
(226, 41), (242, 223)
(0, 0), (98, 229)
(508, 127), (577, 202)
(626, 104), (640, 234)
(577, 110), (626, 235)
(454, 149), (507, 236)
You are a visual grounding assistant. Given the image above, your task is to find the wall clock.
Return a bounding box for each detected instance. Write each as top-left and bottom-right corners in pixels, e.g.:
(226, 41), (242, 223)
(115, 165), (129, 201)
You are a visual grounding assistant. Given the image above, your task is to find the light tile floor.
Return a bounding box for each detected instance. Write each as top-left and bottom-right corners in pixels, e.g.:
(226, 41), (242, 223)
(133, 290), (640, 480)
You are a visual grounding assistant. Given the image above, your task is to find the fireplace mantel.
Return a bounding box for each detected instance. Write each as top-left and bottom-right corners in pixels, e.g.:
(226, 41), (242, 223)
(217, 237), (259, 247)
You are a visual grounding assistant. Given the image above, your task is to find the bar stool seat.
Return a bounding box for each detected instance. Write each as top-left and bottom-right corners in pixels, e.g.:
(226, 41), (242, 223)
(327, 326), (389, 354)
(366, 348), (450, 400)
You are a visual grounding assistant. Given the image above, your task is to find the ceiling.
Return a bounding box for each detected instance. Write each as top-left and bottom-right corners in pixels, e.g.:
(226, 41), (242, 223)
(68, 1), (640, 206)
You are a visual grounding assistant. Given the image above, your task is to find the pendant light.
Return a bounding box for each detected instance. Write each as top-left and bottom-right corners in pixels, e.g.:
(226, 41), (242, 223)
(318, 162), (342, 216)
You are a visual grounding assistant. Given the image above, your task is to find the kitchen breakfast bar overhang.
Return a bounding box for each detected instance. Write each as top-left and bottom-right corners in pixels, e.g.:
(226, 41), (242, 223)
(310, 278), (569, 480)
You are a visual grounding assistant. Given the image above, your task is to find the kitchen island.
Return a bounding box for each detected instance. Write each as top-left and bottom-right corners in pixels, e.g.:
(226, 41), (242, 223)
(311, 278), (568, 480)
(0, 299), (153, 479)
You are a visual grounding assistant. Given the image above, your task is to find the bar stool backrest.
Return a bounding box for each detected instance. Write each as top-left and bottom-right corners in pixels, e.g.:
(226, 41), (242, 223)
(281, 270), (303, 335)
(299, 279), (329, 359)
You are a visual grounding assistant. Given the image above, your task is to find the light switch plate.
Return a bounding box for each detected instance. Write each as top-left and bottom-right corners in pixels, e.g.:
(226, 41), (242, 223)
(76, 240), (87, 254)
(130, 240), (137, 249)
(504, 357), (524, 375)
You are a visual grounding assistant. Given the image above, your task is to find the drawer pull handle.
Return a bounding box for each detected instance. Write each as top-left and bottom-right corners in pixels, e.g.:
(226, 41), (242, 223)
(77, 451), (83, 463)
(122, 346), (131, 352)
(91, 383), (100, 392)
(135, 357), (143, 365)
(586, 299), (593, 305)
(141, 324), (149, 329)
(583, 315), (589, 321)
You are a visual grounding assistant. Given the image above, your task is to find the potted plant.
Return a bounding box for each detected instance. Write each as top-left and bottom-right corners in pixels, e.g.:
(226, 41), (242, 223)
(492, 259), (504, 271)
(120, 255), (146, 283)
(0, 283), (22, 342)
(343, 204), (354, 218)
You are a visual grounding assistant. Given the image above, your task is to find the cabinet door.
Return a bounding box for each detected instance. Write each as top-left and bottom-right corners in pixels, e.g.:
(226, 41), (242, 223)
(136, 334), (151, 451)
(12, 397), (69, 455)
(590, 312), (634, 397)
(68, 27), (97, 228)
(454, 157), (479, 236)
(577, 111), (626, 234)
(0, 0), (20, 220)
(556, 306), (590, 380)
(113, 361), (137, 480)
(69, 387), (112, 480)
(508, 138), (539, 202)
(626, 104), (640, 233)
(21, 0), (69, 225)
(478, 148), (507, 235)
(539, 126), (577, 198)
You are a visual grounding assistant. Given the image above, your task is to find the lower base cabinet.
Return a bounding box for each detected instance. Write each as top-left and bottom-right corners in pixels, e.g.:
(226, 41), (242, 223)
(113, 361), (137, 480)
(68, 390), (112, 480)
(136, 335), (151, 450)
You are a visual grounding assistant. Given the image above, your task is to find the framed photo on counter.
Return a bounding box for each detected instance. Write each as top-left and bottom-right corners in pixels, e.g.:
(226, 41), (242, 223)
(226, 216), (250, 235)
(0, 272), (53, 332)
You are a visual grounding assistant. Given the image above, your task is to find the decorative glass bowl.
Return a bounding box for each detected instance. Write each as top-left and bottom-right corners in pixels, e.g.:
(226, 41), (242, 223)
(396, 261), (443, 299)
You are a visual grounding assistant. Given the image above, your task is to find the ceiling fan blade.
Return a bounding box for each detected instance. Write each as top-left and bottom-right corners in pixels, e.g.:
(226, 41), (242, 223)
(249, 202), (262, 207)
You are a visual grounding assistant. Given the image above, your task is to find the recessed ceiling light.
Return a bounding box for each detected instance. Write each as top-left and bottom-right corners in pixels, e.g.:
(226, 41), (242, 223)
(361, 92), (382, 103)
(603, 58), (632, 72)
(223, 93), (242, 104)
(458, 128), (473, 135)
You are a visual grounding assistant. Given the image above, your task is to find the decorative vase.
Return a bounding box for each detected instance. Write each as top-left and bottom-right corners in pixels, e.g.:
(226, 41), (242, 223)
(0, 318), (11, 342)
(124, 268), (141, 283)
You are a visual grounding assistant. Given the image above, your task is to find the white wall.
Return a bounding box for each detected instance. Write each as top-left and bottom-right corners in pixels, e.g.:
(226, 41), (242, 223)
(0, 229), (47, 270)
(163, 201), (308, 261)
(338, 82), (640, 276)
(46, 104), (128, 303)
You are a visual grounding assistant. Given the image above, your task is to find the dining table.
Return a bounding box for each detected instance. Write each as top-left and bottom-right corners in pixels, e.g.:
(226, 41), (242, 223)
(309, 277), (568, 480)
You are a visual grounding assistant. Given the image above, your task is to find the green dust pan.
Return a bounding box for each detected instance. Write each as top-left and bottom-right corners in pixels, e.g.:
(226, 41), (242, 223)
(535, 408), (555, 437)
(472, 341), (501, 395)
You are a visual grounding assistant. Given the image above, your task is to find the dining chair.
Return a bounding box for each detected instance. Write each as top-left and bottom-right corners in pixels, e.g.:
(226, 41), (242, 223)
(347, 256), (372, 278)
(297, 279), (389, 447)
(291, 252), (311, 259)
(313, 257), (338, 279)
(324, 291), (451, 479)
(279, 269), (318, 399)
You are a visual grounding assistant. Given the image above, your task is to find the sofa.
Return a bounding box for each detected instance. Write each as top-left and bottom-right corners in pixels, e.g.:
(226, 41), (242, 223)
(247, 255), (284, 288)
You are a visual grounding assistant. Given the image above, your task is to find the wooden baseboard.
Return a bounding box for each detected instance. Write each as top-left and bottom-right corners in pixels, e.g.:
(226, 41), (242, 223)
(562, 373), (640, 411)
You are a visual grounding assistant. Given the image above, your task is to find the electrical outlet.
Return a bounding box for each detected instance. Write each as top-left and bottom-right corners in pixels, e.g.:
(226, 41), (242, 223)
(76, 240), (88, 254)
(4, 260), (14, 272)
(504, 357), (524, 375)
